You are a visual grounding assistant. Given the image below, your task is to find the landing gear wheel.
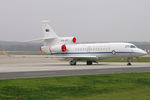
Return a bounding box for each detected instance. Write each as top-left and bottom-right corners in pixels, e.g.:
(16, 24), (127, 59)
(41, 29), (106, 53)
(70, 60), (77, 65)
(127, 62), (132, 66)
(87, 61), (93, 65)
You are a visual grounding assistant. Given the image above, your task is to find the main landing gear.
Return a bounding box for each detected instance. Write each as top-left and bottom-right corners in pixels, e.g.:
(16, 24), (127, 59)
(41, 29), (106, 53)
(69, 60), (97, 65)
(87, 61), (93, 65)
(127, 57), (132, 66)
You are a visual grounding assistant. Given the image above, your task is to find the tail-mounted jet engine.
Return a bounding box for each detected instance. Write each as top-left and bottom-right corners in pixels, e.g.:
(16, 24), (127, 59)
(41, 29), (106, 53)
(51, 44), (67, 53)
(59, 37), (76, 44)
(40, 44), (67, 54)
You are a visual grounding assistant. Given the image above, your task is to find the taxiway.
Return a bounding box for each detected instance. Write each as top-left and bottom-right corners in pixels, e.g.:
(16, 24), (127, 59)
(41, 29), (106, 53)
(0, 55), (150, 79)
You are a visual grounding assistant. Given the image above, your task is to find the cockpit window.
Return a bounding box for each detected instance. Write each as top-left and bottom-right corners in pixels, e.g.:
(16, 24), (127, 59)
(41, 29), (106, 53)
(130, 45), (136, 48)
(125, 45), (136, 48)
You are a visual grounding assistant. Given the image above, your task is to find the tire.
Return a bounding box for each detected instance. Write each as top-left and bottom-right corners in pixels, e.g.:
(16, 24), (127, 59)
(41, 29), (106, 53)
(127, 63), (132, 66)
(70, 60), (76, 65)
(87, 61), (92, 65)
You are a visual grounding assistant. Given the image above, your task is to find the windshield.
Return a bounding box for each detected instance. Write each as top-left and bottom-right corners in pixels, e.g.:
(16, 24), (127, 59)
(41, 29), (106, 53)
(125, 45), (137, 48)
(130, 45), (136, 48)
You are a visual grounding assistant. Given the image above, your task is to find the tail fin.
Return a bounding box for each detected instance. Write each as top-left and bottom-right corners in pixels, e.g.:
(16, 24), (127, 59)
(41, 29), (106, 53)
(41, 20), (58, 39)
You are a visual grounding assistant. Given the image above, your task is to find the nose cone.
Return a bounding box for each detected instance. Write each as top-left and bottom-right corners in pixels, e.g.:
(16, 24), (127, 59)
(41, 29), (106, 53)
(143, 50), (147, 55)
(138, 49), (147, 56)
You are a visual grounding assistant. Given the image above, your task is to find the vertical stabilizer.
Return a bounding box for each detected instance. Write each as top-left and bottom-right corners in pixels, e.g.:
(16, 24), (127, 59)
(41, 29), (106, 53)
(41, 20), (58, 39)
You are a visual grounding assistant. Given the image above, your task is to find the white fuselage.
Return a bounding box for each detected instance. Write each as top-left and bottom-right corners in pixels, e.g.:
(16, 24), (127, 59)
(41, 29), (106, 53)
(42, 42), (147, 60)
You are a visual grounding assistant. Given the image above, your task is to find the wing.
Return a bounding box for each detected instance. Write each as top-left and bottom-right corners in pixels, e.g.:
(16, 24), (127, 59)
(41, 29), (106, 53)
(53, 55), (100, 60)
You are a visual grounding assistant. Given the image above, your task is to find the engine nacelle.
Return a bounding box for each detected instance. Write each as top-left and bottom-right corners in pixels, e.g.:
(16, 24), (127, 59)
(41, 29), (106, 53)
(51, 44), (67, 53)
(59, 37), (76, 44)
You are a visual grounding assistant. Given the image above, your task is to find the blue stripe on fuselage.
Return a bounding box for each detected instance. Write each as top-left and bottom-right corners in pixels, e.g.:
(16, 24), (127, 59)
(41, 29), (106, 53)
(52, 52), (134, 55)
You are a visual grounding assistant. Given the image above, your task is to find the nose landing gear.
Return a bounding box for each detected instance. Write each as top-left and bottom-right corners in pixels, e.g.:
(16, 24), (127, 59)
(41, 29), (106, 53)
(127, 57), (132, 66)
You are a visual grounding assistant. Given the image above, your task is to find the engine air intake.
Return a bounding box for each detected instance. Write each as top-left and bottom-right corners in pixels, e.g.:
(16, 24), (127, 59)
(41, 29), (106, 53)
(61, 44), (67, 52)
(72, 37), (76, 43)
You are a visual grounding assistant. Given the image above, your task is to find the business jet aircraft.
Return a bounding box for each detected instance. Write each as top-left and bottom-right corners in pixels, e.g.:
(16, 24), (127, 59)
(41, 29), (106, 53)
(40, 21), (147, 66)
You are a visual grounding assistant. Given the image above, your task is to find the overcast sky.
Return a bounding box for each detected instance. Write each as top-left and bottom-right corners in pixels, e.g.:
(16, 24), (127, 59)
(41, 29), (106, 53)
(0, 0), (150, 42)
